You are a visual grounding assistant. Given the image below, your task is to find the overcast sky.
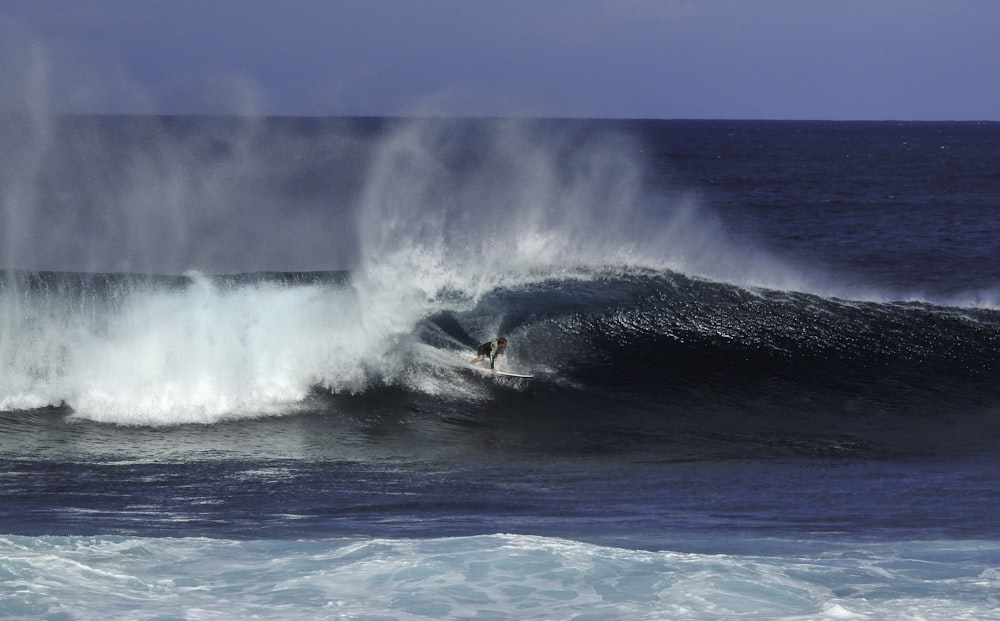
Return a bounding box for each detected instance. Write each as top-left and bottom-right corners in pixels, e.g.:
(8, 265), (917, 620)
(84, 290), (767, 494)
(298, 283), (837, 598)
(1, 0), (998, 120)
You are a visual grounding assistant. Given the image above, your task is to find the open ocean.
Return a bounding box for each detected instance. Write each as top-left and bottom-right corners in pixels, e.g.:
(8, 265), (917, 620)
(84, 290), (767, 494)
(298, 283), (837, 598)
(2, 116), (1000, 619)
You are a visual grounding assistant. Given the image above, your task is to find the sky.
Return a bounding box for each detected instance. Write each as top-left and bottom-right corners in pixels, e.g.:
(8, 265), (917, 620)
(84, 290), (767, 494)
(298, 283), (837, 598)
(1, 0), (998, 120)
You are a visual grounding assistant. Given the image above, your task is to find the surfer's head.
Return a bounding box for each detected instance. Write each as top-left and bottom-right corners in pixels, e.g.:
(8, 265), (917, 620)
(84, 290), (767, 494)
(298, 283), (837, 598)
(498, 337), (508, 348)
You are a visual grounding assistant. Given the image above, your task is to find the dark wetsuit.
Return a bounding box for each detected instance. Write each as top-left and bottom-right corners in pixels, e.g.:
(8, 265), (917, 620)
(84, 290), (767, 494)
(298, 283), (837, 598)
(476, 340), (503, 369)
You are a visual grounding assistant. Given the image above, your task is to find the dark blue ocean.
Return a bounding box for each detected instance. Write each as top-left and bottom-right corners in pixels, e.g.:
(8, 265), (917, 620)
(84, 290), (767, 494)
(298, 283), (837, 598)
(2, 116), (1000, 619)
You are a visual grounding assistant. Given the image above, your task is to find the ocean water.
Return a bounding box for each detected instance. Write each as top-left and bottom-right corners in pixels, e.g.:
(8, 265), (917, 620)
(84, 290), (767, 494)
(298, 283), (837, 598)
(2, 116), (1000, 620)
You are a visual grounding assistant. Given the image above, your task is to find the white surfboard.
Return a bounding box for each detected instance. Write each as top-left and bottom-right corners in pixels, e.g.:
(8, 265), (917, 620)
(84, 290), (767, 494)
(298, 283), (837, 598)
(492, 369), (534, 379)
(457, 362), (534, 379)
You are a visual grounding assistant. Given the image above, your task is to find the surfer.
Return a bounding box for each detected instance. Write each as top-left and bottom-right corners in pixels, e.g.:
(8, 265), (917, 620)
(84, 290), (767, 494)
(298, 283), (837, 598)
(470, 337), (508, 371)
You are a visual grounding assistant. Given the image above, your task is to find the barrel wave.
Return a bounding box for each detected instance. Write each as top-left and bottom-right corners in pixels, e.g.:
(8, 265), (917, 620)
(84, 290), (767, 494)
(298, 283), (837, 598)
(3, 266), (998, 461)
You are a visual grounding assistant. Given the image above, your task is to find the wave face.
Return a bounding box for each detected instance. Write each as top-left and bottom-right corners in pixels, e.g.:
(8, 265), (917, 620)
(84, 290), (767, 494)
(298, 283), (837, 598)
(3, 267), (998, 460)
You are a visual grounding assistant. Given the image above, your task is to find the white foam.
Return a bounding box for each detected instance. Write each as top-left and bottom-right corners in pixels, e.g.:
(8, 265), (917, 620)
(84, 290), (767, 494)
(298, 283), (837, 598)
(0, 273), (400, 424)
(2, 534), (998, 621)
(0, 260), (522, 425)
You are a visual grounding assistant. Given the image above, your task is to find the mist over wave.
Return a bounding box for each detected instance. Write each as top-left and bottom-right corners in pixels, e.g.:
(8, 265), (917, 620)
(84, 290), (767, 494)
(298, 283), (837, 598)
(352, 117), (833, 297)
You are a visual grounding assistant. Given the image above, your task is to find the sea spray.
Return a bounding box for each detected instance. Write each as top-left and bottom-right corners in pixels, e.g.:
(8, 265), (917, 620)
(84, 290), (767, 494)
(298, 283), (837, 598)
(355, 118), (653, 278)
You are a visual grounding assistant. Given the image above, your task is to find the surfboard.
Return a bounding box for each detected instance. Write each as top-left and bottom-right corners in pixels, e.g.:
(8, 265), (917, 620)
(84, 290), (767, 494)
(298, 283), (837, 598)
(455, 363), (534, 379)
(492, 369), (534, 379)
